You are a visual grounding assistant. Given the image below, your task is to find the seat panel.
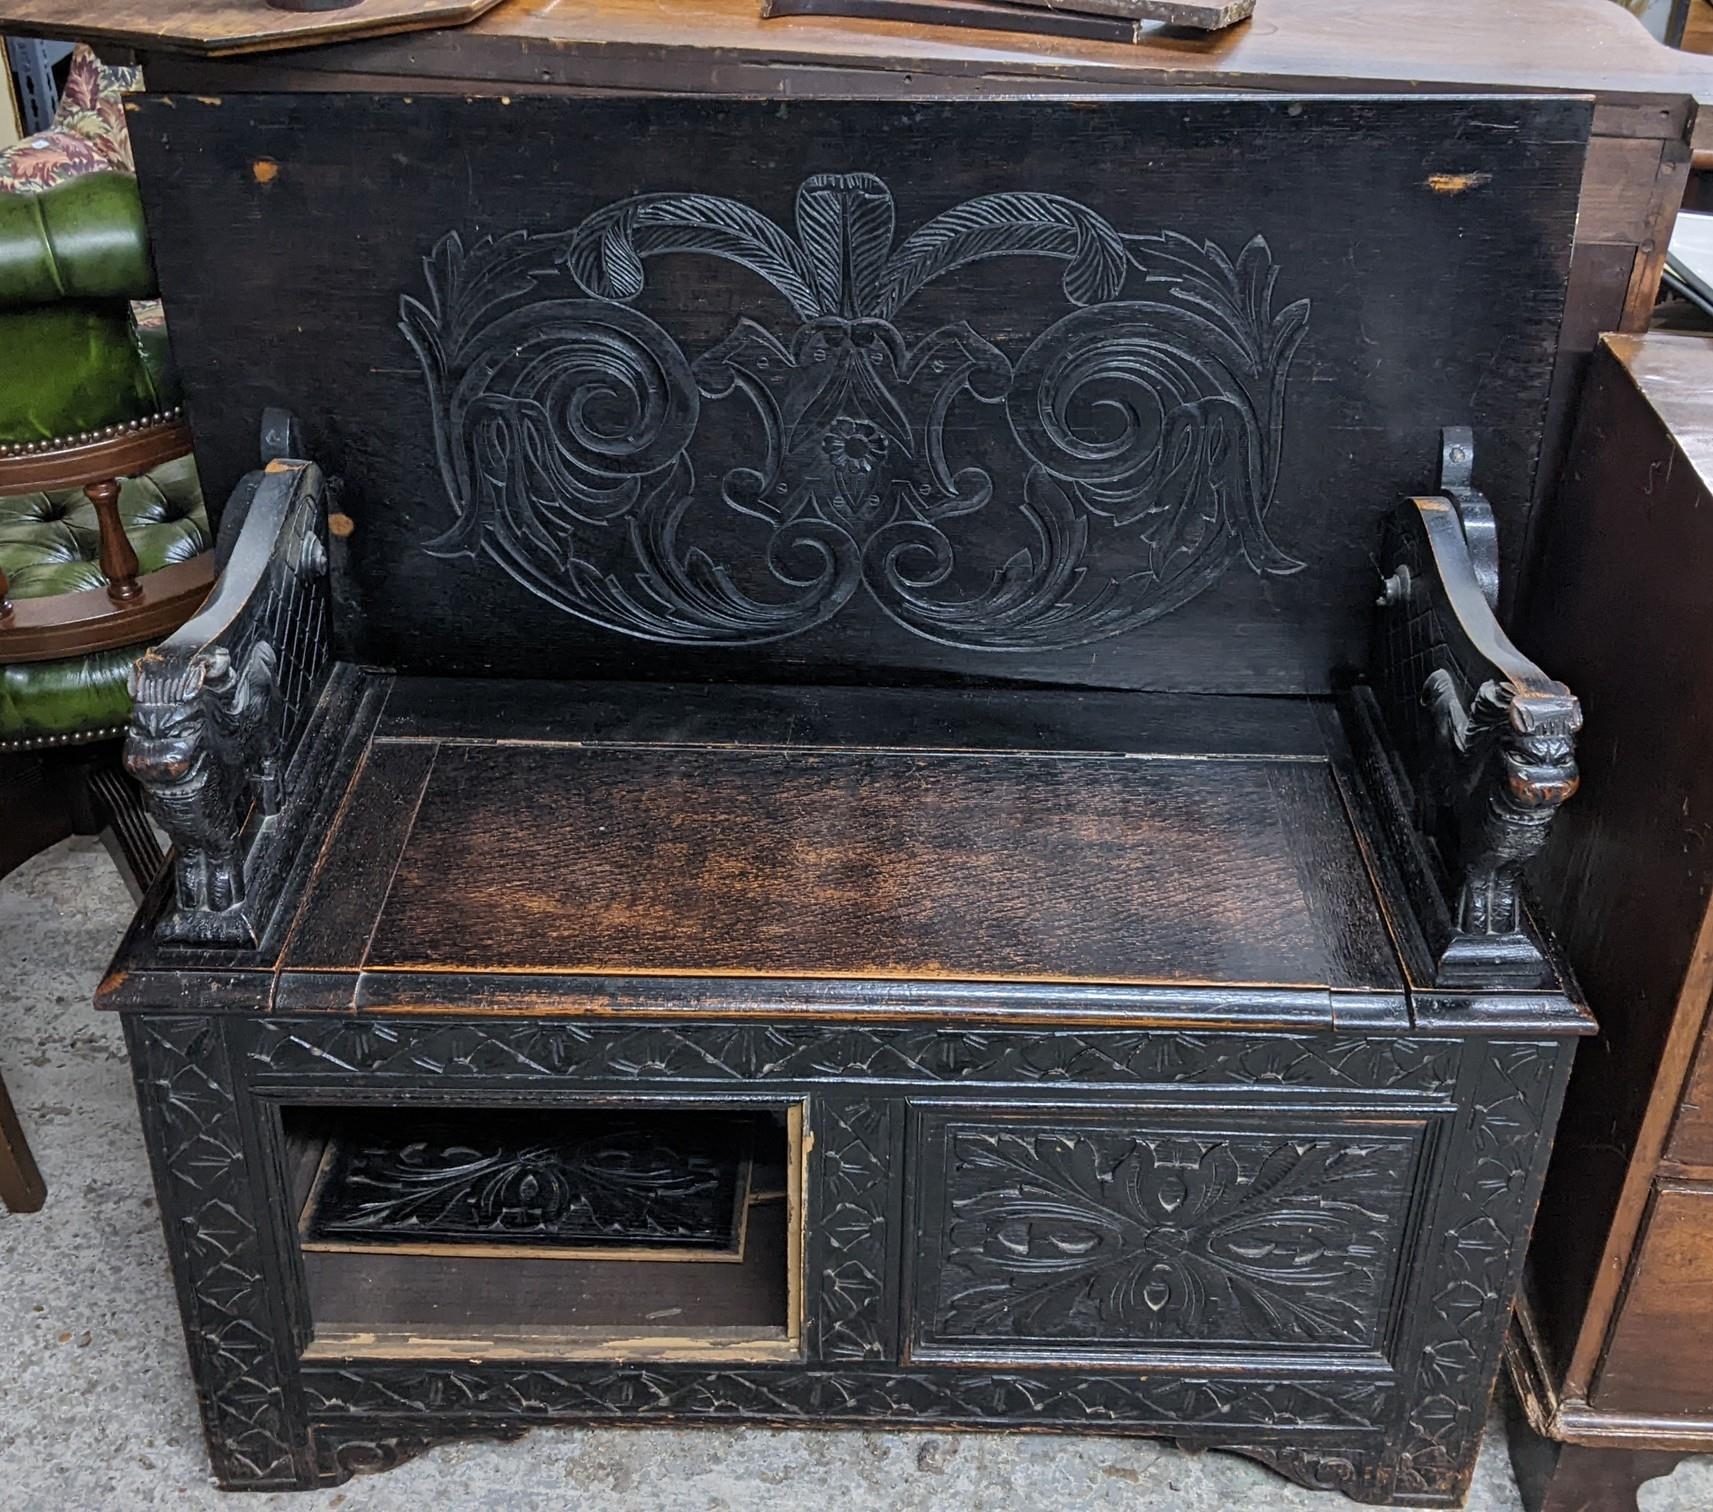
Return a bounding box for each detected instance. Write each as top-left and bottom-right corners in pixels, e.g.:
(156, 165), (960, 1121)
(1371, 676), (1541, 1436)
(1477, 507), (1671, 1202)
(287, 694), (1402, 992)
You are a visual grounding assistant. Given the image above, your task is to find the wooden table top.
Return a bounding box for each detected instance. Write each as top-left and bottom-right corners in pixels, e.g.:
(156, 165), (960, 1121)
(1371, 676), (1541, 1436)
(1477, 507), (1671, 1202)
(436, 0), (1709, 98)
(1601, 331), (1713, 494)
(3, 0), (1709, 107)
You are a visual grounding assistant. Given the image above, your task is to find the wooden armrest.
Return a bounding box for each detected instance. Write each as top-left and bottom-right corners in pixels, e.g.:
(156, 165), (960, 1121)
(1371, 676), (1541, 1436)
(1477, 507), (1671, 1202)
(124, 437), (334, 946)
(1365, 431), (1581, 988)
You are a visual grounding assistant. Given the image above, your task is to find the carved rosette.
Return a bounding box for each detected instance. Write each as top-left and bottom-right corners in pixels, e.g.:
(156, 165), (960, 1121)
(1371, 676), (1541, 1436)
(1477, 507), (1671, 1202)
(120, 1010), (1576, 1501)
(402, 174), (1310, 651)
(921, 1123), (1419, 1351)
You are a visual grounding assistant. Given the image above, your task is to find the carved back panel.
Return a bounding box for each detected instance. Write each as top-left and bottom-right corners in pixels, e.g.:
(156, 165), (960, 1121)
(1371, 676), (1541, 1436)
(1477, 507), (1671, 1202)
(129, 93), (1588, 693)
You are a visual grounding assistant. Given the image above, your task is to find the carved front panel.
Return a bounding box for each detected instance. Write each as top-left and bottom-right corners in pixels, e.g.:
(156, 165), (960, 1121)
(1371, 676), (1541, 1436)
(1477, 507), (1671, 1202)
(911, 1107), (1429, 1361)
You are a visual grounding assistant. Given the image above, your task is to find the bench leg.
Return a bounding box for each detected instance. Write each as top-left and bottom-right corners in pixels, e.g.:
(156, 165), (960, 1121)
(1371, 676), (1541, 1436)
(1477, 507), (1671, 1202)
(125, 1013), (323, 1489)
(0, 1066), (46, 1213)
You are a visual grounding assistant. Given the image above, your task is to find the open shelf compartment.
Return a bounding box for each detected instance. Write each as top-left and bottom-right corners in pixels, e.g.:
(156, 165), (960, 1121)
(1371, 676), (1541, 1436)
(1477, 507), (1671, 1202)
(281, 1101), (805, 1363)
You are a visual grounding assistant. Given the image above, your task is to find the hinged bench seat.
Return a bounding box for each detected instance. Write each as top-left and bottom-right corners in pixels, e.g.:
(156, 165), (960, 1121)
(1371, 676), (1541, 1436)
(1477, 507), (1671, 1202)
(111, 678), (1408, 1018)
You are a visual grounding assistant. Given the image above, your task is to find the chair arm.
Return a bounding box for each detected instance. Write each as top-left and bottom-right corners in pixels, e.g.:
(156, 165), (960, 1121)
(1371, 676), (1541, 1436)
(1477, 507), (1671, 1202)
(124, 445), (334, 946)
(1363, 431), (1582, 987)
(0, 172), (157, 309)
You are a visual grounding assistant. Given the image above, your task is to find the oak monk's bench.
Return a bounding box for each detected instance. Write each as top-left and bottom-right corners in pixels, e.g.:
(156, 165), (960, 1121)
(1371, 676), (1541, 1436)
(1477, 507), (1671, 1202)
(102, 93), (1590, 1504)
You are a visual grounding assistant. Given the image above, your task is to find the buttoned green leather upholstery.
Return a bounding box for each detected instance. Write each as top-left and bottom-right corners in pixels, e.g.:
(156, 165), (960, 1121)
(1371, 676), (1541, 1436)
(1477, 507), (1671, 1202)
(1, 456), (208, 743)
(0, 172), (180, 446)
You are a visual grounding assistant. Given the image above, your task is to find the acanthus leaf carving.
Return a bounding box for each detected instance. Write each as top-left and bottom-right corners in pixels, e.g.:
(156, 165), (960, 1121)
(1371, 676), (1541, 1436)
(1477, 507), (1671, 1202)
(925, 1123), (1418, 1350)
(402, 175), (1309, 652)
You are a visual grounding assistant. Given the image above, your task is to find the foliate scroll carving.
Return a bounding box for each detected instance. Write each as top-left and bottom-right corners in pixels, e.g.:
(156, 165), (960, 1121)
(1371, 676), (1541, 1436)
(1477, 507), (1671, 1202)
(126, 1016), (309, 1489)
(401, 174), (1310, 651)
(1238, 1445), (1380, 1501)
(312, 1427), (526, 1487)
(303, 1111), (754, 1252)
(125, 454), (336, 945)
(1369, 430), (1581, 986)
(921, 1122), (1418, 1350)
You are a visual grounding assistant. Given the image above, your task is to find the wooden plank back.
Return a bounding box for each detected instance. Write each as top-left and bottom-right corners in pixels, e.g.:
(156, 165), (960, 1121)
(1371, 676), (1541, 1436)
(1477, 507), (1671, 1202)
(129, 92), (1588, 692)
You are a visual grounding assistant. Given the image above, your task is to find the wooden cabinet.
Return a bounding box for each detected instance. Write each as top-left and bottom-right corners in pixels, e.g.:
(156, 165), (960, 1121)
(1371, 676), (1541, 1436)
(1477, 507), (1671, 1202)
(1509, 330), (1713, 1512)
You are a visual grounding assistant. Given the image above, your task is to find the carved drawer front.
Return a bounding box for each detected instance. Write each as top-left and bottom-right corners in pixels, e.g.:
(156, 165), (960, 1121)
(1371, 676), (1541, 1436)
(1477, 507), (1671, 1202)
(907, 1104), (1431, 1364)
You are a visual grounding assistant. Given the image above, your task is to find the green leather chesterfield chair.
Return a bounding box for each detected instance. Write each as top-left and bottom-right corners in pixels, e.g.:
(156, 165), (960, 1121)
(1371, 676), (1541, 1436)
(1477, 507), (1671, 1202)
(0, 170), (212, 1213)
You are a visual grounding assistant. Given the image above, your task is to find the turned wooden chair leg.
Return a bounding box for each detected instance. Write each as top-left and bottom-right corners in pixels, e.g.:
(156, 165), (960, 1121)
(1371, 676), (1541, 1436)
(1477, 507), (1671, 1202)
(0, 1066), (46, 1214)
(85, 476), (142, 602)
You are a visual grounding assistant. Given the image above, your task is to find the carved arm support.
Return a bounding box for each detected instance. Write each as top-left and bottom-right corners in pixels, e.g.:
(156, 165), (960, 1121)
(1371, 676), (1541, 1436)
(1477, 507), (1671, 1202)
(124, 436), (335, 946)
(1365, 430), (1581, 987)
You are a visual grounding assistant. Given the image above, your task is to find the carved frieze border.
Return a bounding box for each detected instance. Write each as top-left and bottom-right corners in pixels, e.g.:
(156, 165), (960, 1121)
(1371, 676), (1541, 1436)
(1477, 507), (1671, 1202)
(240, 1019), (1462, 1094)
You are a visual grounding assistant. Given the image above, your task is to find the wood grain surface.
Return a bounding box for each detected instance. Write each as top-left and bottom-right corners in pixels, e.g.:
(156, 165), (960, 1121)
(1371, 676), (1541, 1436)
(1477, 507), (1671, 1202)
(1589, 1183), (1713, 1414)
(0, 0), (506, 57)
(121, 0), (1710, 101)
(334, 741), (1400, 989)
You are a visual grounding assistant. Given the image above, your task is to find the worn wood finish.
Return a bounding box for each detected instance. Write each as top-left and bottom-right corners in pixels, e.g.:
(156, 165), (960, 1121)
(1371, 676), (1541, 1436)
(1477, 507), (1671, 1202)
(760, 0), (1164, 47)
(1504, 1406), (1684, 1512)
(0, 417), (191, 494)
(376, 679), (1333, 756)
(1505, 331), (1713, 1506)
(0, 556), (215, 664)
(128, 94), (1586, 690)
(353, 744), (1399, 989)
(763, 0), (1251, 44)
(0, 0), (507, 57)
(1590, 1183), (1713, 1414)
(103, 90), (1594, 1504)
(129, 0), (1708, 100)
(1666, 1028), (1713, 1164)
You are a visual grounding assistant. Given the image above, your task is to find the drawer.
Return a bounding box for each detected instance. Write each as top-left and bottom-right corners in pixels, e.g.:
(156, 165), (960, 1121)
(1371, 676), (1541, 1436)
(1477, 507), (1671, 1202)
(1667, 1029), (1713, 1167)
(1594, 1179), (1713, 1414)
(906, 1102), (1433, 1364)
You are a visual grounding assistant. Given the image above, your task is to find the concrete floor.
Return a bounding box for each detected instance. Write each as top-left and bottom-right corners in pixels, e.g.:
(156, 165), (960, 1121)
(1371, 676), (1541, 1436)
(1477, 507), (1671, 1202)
(3, 837), (1712, 1512)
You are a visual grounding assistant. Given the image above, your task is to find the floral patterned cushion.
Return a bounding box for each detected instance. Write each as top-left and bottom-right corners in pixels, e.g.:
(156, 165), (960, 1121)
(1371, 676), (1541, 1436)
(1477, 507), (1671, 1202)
(0, 44), (139, 193)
